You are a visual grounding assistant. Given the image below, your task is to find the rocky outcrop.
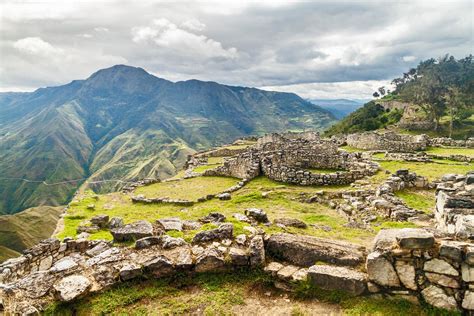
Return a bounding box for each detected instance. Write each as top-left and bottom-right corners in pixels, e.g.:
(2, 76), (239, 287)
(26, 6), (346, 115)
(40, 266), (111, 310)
(265, 233), (365, 267)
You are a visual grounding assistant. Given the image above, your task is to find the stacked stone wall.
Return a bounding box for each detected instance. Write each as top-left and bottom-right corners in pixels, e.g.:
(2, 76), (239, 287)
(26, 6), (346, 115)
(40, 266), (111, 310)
(346, 131), (429, 152)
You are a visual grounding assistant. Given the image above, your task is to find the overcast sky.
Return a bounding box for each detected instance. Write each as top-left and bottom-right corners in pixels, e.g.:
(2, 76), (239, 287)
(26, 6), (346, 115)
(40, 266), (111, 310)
(1, 0), (472, 99)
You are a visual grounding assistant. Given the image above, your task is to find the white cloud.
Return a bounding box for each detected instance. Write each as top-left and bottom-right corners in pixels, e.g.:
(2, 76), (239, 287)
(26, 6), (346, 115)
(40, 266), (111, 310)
(261, 80), (394, 100)
(80, 34), (93, 38)
(131, 18), (238, 59)
(403, 55), (416, 62)
(94, 27), (109, 32)
(181, 19), (206, 32)
(13, 37), (63, 56)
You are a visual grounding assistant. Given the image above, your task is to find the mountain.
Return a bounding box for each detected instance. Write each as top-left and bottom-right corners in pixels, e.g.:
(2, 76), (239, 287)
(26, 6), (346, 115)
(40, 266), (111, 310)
(0, 65), (336, 215)
(0, 206), (63, 261)
(309, 99), (366, 119)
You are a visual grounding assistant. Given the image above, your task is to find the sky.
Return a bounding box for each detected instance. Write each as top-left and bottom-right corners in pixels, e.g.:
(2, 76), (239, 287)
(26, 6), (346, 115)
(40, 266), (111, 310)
(0, 0), (472, 99)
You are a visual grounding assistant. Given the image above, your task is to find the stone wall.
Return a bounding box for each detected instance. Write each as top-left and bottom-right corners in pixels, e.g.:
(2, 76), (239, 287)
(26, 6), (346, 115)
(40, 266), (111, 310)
(346, 131), (429, 152)
(435, 173), (474, 238)
(201, 132), (378, 186)
(367, 228), (474, 312)
(429, 137), (474, 148)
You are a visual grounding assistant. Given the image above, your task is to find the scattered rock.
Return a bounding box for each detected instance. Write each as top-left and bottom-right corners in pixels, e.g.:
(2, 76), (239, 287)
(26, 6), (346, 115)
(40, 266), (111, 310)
(193, 223), (233, 243)
(53, 275), (91, 302)
(50, 258), (78, 273)
(90, 215), (109, 228)
(76, 225), (99, 234)
(110, 220), (154, 242)
(235, 234), (247, 245)
(308, 265), (367, 295)
(199, 212), (226, 224)
(135, 236), (162, 249)
(182, 220), (202, 230)
(161, 235), (187, 249)
(108, 217), (124, 229)
(156, 217), (183, 231)
(245, 208), (269, 223)
(233, 213), (250, 223)
(274, 218), (307, 229)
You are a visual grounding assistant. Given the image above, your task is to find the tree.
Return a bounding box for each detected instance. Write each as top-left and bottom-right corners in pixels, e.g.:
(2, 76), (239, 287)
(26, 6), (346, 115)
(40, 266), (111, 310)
(443, 86), (465, 138)
(373, 91), (380, 98)
(378, 86), (386, 96)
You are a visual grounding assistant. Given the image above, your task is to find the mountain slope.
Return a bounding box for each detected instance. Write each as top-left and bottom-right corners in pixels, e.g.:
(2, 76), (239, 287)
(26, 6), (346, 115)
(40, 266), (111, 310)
(0, 206), (64, 261)
(0, 65), (336, 215)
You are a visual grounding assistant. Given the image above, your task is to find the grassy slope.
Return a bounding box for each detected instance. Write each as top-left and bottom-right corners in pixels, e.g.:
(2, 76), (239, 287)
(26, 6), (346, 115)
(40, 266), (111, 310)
(0, 205), (64, 261)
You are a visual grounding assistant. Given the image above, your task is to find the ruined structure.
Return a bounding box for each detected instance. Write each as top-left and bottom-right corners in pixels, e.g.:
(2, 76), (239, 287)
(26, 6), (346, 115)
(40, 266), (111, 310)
(345, 131), (429, 152)
(203, 132), (379, 186)
(435, 173), (474, 238)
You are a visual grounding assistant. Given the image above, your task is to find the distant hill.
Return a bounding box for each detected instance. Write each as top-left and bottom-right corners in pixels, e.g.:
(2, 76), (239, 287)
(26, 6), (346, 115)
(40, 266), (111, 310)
(325, 55), (474, 137)
(0, 206), (63, 261)
(0, 65), (336, 215)
(309, 99), (366, 119)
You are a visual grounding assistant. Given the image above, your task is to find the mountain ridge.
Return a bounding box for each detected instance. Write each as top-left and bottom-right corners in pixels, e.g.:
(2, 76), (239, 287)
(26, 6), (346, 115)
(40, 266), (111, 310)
(0, 65), (336, 215)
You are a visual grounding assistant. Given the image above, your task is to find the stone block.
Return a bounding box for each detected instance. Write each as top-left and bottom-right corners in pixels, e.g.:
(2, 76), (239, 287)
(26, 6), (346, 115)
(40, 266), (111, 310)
(308, 265), (367, 295)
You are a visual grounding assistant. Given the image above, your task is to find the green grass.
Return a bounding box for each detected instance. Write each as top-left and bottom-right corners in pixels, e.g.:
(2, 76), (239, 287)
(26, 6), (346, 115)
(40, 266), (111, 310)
(134, 176), (239, 200)
(424, 146), (474, 158)
(395, 189), (436, 213)
(339, 145), (367, 152)
(194, 163), (223, 173)
(377, 160), (473, 181)
(58, 176), (377, 245)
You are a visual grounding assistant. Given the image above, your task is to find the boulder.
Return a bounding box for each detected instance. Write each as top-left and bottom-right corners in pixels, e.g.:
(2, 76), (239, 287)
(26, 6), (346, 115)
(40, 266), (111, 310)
(424, 259), (458, 276)
(175, 248), (193, 269)
(119, 264), (142, 281)
(266, 233), (365, 267)
(90, 215), (109, 228)
(161, 235), (187, 249)
(143, 255), (175, 278)
(366, 251), (400, 287)
(53, 275), (91, 302)
(199, 212), (226, 224)
(421, 285), (458, 311)
(394, 261), (417, 290)
(192, 223), (233, 243)
(109, 217), (124, 229)
(111, 220), (154, 242)
(274, 218), (307, 229)
(245, 208), (269, 223)
(76, 225), (99, 234)
(308, 265), (367, 295)
(249, 235), (265, 267)
(183, 220), (202, 230)
(195, 248), (226, 272)
(38, 255), (53, 271)
(156, 217), (183, 231)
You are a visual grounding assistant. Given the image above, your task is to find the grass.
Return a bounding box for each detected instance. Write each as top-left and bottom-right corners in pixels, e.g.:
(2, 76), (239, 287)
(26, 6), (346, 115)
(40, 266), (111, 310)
(339, 145), (367, 152)
(58, 176), (377, 245)
(395, 189), (436, 213)
(424, 146), (474, 158)
(43, 269), (442, 316)
(134, 176), (239, 200)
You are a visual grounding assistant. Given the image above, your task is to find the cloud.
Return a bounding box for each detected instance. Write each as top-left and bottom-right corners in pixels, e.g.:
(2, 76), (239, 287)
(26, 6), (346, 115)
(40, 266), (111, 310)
(131, 18), (238, 60)
(13, 37), (63, 56)
(1, 0), (472, 98)
(181, 19), (206, 32)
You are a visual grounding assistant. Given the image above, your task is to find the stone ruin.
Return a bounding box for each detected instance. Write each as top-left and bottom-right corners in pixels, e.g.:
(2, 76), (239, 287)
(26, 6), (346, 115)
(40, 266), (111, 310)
(202, 132), (379, 186)
(435, 173), (474, 239)
(345, 131), (429, 152)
